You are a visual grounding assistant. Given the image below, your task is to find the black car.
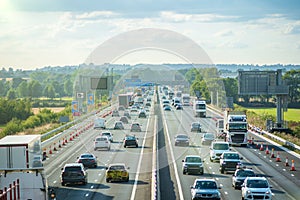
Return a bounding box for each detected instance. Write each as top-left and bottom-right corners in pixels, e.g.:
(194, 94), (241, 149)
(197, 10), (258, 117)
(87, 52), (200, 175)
(123, 135), (138, 148)
(176, 104), (183, 110)
(61, 163), (87, 186)
(76, 153), (97, 168)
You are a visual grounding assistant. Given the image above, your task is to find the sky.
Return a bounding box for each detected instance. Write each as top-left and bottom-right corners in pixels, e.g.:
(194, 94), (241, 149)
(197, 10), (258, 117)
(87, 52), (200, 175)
(1, 0), (300, 70)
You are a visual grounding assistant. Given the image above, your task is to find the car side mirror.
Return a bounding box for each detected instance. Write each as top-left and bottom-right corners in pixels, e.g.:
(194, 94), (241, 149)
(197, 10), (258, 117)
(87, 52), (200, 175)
(218, 186), (222, 189)
(190, 186), (194, 189)
(240, 157), (243, 160)
(61, 168), (63, 170)
(127, 167), (130, 170)
(105, 167), (108, 170)
(77, 157), (79, 159)
(269, 185), (273, 188)
(182, 160), (184, 162)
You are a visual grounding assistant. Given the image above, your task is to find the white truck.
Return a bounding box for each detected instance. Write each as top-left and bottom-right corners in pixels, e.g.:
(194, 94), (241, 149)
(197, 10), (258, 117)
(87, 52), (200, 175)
(118, 94), (131, 108)
(224, 110), (248, 146)
(182, 94), (190, 106)
(193, 100), (206, 117)
(94, 117), (106, 129)
(0, 135), (48, 200)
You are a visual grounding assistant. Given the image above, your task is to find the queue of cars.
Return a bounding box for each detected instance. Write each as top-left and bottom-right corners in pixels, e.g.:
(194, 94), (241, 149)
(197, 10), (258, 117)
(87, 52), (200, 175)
(159, 88), (273, 200)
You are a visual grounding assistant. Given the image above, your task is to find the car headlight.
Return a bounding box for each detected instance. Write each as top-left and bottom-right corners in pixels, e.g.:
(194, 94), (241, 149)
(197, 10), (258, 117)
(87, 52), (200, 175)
(222, 162), (226, 165)
(266, 191), (271, 194)
(246, 190), (251, 194)
(211, 193), (219, 197)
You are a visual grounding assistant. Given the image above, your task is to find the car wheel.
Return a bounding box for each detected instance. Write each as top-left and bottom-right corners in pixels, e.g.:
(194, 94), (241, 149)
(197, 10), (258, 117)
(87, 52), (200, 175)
(183, 170), (186, 175)
(125, 177), (129, 182)
(83, 181), (87, 185)
(200, 171), (204, 175)
(136, 144), (138, 148)
(124, 145), (127, 148)
(210, 157), (213, 162)
(94, 148), (97, 151)
(61, 182), (66, 186)
(106, 178), (109, 183)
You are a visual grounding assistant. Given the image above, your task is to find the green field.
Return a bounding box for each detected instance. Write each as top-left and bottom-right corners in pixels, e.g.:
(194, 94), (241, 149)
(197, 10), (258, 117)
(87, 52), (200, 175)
(247, 108), (300, 122)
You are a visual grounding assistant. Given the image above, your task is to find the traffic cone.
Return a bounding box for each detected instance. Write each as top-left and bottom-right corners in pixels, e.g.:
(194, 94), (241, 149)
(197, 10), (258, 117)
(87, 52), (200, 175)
(259, 143), (264, 151)
(58, 140), (62, 148)
(285, 157), (289, 167)
(265, 145), (269, 154)
(275, 152), (281, 162)
(270, 148), (275, 158)
(290, 160), (296, 171)
(49, 146), (53, 154)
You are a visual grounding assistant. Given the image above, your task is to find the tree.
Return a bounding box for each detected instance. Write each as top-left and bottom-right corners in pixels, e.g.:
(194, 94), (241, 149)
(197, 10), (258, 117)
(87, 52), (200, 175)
(28, 80), (42, 98)
(7, 89), (16, 100)
(17, 81), (29, 97)
(64, 79), (73, 96)
(223, 77), (238, 102)
(44, 84), (56, 99)
(283, 69), (300, 103)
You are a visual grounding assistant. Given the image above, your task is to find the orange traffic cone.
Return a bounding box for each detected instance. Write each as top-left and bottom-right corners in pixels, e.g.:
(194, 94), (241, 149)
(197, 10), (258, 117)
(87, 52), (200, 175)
(259, 143), (264, 151)
(265, 145), (269, 154)
(275, 152), (281, 162)
(290, 160), (296, 171)
(285, 157), (289, 167)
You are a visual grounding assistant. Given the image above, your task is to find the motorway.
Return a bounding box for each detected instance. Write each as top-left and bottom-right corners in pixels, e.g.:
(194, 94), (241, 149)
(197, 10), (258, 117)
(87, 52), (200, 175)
(44, 91), (300, 200)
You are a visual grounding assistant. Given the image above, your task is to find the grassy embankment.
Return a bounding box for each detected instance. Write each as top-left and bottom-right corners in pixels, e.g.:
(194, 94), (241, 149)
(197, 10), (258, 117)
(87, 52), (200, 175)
(245, 107), (300, 153)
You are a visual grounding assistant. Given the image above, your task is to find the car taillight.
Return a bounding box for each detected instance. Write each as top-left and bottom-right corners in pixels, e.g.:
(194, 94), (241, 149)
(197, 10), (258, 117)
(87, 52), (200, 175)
(78, 159), (82, 163)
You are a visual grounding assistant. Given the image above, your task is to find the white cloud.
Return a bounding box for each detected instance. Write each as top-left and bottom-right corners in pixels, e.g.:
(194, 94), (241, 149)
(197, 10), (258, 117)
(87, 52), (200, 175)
(214, 30), (234, 37)
(75, 11), (119, 20)
(160, 11), (239, 23)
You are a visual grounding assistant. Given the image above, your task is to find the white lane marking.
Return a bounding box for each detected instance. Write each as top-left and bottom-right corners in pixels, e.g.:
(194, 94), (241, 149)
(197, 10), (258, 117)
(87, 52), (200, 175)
(291, 174), (295, 177)
(85, 193), (89, 197)
(163, 114), (184, 200)
(53, 180), (57, 184)
(212, 172), (215, 174)
(283, 169), (286, 171)
(269, 160), (272, 162)
(276, 164), (279, 167)
(209, 166), (212, 169)
(224, 191), (228, 195)
(98, 173), (101, 176)
(130, 114), (151, 200)
(216, 178), (219, 181)
(91, 185), (94, 189)
(220, 184), (223, 187)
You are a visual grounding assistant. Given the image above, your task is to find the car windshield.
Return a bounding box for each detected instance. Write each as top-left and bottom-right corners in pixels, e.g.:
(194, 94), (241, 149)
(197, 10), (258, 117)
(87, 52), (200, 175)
(102, 133), (110, 136)
(236, 170), (255, 177)
(247, 180), (269, 188)
(213, 143), (229, 150)
(223, 153), (239, 159)
(186, 157), (201, 163)
(126, 136), (136, 140)
(80, 154), (93, 158)
(109, 165), (125, 170)
(195, 181), (217, 189)
(204, 134), (214, 139)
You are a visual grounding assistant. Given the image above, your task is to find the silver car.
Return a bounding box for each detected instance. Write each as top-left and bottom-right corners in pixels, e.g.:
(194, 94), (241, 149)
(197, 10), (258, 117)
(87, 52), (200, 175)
(174, 134), (189, 146)
(201, 133), (215, 145)
(190, 179), (221, 200)
(182, 155), (204, 175)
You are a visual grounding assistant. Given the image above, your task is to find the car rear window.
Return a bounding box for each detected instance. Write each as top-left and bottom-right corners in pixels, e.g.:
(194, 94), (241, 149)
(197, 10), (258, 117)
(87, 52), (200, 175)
(65, 166), (82, 171)
(96, 137), (107, 141)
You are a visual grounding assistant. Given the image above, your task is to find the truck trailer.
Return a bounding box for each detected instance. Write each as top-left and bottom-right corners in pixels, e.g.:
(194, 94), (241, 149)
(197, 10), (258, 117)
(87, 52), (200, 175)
(0, 135), (48, 199)
(193, 100), (206, 117)
(224, 110), (248, 146)
(118, 94), (132, 108)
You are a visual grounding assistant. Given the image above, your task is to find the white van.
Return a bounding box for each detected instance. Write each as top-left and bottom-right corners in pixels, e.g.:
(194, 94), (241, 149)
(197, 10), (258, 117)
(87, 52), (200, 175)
(94, 118), (106, 129)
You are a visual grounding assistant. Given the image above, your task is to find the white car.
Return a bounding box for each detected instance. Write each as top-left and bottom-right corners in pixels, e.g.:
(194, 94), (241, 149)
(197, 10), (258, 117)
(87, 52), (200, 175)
(241, 177), (272, 200)
(94, 136), (111, 150)
(101, 131), (113, 142)
(190, 178), (221, 200)
(209, 141), (230, 162)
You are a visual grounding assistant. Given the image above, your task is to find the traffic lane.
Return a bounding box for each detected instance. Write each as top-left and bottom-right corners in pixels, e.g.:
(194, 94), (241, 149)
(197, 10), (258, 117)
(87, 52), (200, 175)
(168, 107), (244, 200)
(236, 146), (300, 200)
(46, 116), (149, 200)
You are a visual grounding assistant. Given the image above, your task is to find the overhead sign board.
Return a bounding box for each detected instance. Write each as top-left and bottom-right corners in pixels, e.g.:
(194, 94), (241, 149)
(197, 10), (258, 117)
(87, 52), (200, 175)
(91, 77), (108, 90)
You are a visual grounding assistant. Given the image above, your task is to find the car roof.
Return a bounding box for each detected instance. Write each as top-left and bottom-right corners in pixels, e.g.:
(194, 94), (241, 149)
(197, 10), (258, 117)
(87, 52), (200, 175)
(245, 177), (267, 181)
(223, 151), (238, 154)
(109, 163), (126, 167)
(185, 155), (201, 158)
(194, 178), (217, 182)
(64, 163), (84, 167)
(96, 135), (109, 139)
(212, 141), (229, 144)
